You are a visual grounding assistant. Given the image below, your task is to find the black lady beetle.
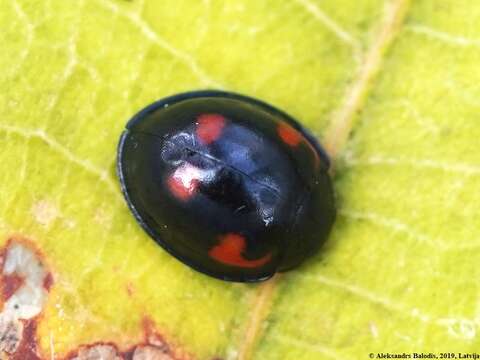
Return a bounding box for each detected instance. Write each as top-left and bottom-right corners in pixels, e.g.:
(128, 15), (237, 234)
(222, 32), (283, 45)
(117, 90), (335, 282)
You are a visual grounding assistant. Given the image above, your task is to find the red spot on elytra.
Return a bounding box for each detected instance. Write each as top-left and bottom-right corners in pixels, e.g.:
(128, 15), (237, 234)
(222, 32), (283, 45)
(209, 233), (271, 268)
(196, 114), (226, 144)
(168, 176), (197, 201)
(1, 273), (24, 301)
(167, 164), (201, 201)
(277, 123), (322, 169)
(277, 123), (303, 147)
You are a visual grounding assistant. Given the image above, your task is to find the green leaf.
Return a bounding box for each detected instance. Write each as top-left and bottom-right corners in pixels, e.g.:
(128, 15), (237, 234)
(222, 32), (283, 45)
(1, 0), (477, 359)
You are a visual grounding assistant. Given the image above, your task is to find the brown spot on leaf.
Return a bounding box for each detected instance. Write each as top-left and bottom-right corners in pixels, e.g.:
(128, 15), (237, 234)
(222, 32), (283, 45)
(1, 273), (24, 301)
(10, 319), (41, 360)
(43, 273), (53, 292)
(141, 317), (169, 350)
(126, 282), (135, 297)
(0, 237), (195, 360)
(1, 236), (53, 284)
(132, 345), (174, 360)
(0, 237), (50, 359)
(58, 317), (192, 359)
(63, 341), (182, 360)
(0, 315), (23, 354)
(67, 343), (123, 360)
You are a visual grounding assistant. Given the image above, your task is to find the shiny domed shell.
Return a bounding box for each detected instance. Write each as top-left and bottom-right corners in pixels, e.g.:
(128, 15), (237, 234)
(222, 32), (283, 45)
(117, 90), (335, 282)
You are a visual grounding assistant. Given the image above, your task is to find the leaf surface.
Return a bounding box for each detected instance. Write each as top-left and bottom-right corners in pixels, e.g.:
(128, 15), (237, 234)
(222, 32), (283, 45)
(1, 0), (477, 359)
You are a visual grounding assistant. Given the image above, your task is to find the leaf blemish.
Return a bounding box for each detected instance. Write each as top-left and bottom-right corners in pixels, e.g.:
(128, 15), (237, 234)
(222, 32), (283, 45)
(0, 236), (53, 359)
(1, 272), (24, 301)
(64, 317), (188, 359)
(31, 200), (59, 227)
(0, 237), (197, 359)
(126, 281), (135, 297)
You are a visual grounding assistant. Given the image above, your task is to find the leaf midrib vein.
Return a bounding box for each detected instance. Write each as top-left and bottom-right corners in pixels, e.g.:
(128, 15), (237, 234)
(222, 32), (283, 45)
(236, 0), (413, 359)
